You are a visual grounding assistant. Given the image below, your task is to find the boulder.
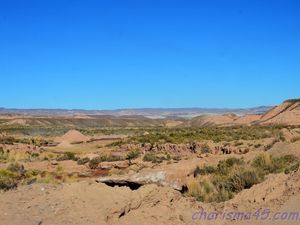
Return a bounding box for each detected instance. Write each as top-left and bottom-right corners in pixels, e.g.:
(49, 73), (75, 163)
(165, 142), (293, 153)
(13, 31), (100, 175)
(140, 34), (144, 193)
(96, 170), (184, 191)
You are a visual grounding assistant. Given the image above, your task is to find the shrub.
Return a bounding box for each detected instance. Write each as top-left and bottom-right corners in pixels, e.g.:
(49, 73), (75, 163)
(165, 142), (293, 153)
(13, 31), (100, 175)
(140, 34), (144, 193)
(187, 177), (233, 203)
(87, 154), (125, 168)
(200, 144), (211, 154)
(24, 169), (41, 178)
(188, 165), (262, 202)
(284, 162), (300, 174)
(7, 163), (25, 175)
(217, 158), (244, 175)
(57, 152), (78, 161)
(101, 154), (123, 162)
(142, 153), (168, 163)
(254, 143), (262, 148)
(252, 153), (299, 174)
(77, 157), (90, 165)
(126, 149), (140, 163)
(188, 154), (299, 203)
(143, 153), (157, 162)
(88, 157), (102, 169)
(272, 155), (299, 173)
(125, 126), (282, 145)
(0, 148), (8, 162)
(187, 178), (215, 202)
(25, 152), (40, 162)
(227, 168), (263, 192)
(0, 136), (16, 145)
(189, 142), (197, 153)
(106, 140), (124, 147)
(56, 165), (64, 173)
(251, 153), (273, 172)
(212, 188), (233, 202)
(166, 153), (171, 160)
(193, 165), (216, 177)
(193, 166), (201, 177)
(0, 169), (19, 190)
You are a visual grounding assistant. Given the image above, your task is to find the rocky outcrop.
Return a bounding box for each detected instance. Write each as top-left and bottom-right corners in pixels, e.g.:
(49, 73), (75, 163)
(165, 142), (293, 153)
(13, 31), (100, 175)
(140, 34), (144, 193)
(97, 170), (186, 191)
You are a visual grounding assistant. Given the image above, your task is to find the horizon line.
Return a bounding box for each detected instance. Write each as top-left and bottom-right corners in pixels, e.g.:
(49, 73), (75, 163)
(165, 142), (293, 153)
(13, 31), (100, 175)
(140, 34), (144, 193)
(0, 105), (273, 111)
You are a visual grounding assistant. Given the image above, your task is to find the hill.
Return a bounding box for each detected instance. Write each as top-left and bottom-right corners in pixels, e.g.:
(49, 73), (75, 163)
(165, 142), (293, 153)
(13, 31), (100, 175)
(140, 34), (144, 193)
(259, 99), (300, 125)
(184, 99), (300, 127)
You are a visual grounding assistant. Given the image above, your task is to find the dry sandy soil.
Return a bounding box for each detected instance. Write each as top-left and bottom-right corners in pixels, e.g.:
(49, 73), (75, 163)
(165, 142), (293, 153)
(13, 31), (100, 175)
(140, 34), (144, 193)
(1, 168), (300, 225)
(1, 139), (300, 225)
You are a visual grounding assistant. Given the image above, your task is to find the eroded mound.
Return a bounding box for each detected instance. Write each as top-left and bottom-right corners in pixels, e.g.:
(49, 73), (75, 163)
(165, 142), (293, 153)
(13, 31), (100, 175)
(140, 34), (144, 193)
(55, 130), (90, 144)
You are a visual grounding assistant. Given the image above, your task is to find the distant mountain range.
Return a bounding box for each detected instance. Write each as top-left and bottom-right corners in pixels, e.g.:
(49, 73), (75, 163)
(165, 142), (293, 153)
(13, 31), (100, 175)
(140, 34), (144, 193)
(0, 106), (272, 118)
(0, 100), (299, 127)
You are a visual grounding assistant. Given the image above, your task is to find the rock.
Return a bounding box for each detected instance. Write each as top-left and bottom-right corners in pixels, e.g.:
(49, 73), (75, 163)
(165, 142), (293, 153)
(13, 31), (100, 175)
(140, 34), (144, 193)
(96, 170), (184, 191)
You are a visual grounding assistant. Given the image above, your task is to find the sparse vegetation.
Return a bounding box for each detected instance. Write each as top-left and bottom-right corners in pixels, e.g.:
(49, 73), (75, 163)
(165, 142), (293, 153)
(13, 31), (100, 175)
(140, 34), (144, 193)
(77, 157), (90, 165)
(0, 148), (9, 163)
(200, 144), (211, 154)
(100, 154), (124, 162)
(188, 154), (299, 203)
(88, 157), (102, 169)
(284, 98), (300, 103)
(1, 121), (299, 206)
(88, 154), (124, 169)
(217, 157), (245, 175)
(126, 149), (140, 164)
(0, 162), (78, 191)
(143, 153), (170, 163)
(254, 143), (262, 148)
(0, 169), (19, 191)
(264, 138), (279, 151)
(113, 126), (285, 146)
(57, 152), (78, 161)
(252, 153), (299, 174)
(0, 135), (52, 146)
(193, 165), (216, 177)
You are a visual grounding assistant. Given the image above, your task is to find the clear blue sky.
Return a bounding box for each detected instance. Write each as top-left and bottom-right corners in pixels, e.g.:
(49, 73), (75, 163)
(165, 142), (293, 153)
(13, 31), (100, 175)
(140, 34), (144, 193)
(0, 0), (299, 109)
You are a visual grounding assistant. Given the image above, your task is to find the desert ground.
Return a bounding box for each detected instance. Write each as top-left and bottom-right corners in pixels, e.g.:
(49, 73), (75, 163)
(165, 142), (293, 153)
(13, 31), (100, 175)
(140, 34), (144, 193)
(1, 99), (300, 225)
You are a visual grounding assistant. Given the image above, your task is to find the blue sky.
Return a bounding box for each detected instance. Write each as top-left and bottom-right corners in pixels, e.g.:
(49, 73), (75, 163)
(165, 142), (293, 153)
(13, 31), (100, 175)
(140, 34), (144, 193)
(0, 0), (299, 109)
